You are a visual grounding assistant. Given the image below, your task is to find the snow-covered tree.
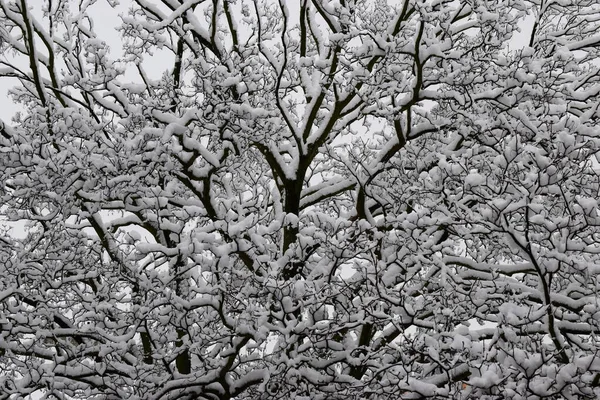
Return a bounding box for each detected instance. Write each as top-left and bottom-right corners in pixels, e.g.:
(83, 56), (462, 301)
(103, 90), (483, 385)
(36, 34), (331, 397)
(1, 0), (600, 399)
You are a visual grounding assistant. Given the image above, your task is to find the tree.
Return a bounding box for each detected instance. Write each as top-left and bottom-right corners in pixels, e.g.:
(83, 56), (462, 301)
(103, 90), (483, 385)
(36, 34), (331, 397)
(1, 0), (600, 398)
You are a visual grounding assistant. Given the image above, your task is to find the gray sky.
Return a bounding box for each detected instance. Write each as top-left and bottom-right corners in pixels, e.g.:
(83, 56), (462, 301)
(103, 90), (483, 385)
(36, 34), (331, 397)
(0, 1), (534, 123)
(0, 1), (172, 122)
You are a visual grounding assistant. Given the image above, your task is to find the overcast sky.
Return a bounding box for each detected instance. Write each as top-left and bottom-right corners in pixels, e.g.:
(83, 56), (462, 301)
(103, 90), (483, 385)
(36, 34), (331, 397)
(0, 1), (173, 122)
(0, 1), (535, 124)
